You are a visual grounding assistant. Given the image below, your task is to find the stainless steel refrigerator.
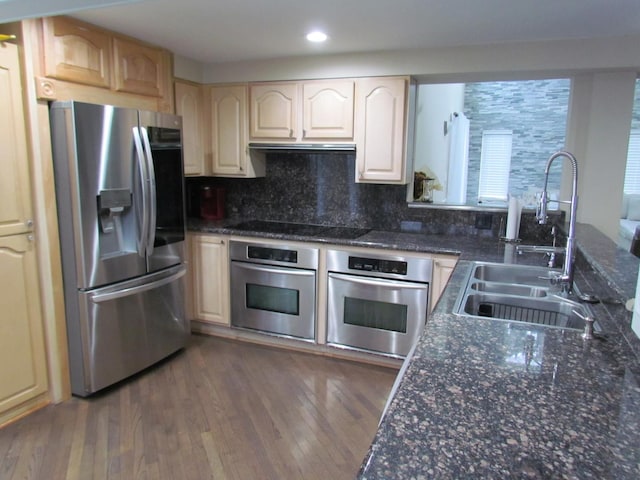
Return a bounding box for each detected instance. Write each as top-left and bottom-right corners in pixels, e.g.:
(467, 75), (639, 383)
(50, 101), (189, 397)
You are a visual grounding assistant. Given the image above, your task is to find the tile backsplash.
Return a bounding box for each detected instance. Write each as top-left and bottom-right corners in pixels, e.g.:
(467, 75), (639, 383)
(185, 152), (561, 242)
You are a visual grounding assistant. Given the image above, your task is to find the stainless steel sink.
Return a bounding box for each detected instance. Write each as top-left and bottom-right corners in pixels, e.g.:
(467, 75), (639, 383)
(454, 262), (598, 332)
(460, 293), (591, 330)
(469, 282), (548, 297)
(472, 263), (557, 287)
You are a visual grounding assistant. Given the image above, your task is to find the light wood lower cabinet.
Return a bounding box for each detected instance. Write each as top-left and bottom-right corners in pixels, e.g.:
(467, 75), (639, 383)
(0, 42), (49, 426)
(190, 234), (229, 326)
(430, 255), (458, 312)
(0, 234), (49, 425)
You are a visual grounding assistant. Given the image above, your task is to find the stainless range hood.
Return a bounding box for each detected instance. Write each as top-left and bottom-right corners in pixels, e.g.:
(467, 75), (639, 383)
(248, 142), (356, 153)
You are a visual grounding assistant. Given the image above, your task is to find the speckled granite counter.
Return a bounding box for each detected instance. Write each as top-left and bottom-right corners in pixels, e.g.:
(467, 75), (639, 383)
(189, 217), (508, 259)
(357, 225), (640, 479)
(188, 218), (640, 478)
(358, 263), (640, 479)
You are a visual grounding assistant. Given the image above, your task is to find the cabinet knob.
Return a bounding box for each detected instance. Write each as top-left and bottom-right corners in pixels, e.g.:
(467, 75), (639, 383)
(289, 128), (293, 138)
(27, 234), (34, 242)
(25, 219), (33, 228)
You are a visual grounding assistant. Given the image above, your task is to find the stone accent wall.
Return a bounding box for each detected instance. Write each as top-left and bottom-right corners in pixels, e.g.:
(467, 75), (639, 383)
(464, 79), (570, 202)
(632, 79), (640, 129)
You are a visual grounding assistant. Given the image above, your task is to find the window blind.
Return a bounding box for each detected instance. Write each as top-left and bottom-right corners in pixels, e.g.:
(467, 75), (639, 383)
(478, 130), (513, 203)
(624, 131), (640, 194)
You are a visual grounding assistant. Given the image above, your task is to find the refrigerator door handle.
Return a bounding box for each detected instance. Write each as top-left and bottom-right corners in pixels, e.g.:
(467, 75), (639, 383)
(140, 127), (157, 256)
(90, 267), (186, 303)
(132, 126), (149, 257)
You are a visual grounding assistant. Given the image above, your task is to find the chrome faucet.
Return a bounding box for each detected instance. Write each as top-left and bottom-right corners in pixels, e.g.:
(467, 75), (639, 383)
(536, 150), (579, 294)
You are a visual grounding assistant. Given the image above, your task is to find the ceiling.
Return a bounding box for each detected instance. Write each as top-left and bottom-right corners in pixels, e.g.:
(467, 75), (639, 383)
(2, 0), (640, 65)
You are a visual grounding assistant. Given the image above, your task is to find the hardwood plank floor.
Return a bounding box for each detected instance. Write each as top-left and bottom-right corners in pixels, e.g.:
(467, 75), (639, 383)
(0, 335), (397, 480)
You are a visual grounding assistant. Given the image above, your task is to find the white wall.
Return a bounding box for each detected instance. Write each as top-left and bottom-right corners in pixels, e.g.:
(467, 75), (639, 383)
(565, 72), (636, 239)
(173, 55), (205, 84)
(201, 35), (640, 84)
(414, 84), (465, 203)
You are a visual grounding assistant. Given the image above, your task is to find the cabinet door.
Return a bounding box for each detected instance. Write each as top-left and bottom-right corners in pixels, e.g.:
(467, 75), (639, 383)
(303, 80), (354, 139)
(113, 36), (166, 97)
(192, 235), (229, 325)
(355, 77), (408, 183)
(175, 81), (205, 175)
(250, 83), (298, 139)
(42, 16), (112, 88)
(0, 234), (48, 422)
(0, 42), (33, 237)
(210, 85), (249, 175)
(430, 255), (458, 312)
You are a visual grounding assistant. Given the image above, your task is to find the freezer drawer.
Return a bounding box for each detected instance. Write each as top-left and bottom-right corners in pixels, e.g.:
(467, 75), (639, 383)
(68, 265), (188, 396)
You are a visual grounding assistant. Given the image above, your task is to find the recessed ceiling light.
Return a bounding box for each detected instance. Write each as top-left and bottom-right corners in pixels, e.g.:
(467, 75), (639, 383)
(306, 31), (328, 43)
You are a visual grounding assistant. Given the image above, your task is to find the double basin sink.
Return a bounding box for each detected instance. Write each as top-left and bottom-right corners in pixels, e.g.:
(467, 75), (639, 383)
(454, 262), (599, 332)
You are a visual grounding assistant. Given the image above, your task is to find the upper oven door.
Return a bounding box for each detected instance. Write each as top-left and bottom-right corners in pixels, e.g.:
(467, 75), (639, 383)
(327, 272), (429, 357)
(230, 261), (316, 340)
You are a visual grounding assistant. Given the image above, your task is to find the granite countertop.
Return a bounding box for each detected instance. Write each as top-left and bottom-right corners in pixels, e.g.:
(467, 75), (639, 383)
(357, 225), (640, 479)
(188, 217), (507, 258)
(188, 218), (640, 478)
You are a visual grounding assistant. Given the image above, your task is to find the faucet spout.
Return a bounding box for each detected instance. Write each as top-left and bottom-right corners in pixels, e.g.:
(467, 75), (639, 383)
(536, 150), (579, 294)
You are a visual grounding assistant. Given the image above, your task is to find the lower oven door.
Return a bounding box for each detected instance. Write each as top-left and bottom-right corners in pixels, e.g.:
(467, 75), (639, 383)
(230, 261), (316, 340)
(327, 272), (429, 357)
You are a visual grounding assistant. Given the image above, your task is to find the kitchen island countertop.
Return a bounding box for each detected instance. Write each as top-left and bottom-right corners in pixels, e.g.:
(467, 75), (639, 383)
(357, 224), (640, 479)
(188, 218), (640, 478)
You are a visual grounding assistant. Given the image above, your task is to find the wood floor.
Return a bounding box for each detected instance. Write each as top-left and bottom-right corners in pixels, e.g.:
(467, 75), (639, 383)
(0, 335), (397, 480)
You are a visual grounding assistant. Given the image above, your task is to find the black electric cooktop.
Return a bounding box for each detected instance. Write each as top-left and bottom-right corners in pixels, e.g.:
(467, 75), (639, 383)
(231, 220), (371, 240)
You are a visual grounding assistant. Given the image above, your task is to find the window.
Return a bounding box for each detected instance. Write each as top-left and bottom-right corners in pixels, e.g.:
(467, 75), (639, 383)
(624, 131), (640, 194)
(477, 130), (513, 203)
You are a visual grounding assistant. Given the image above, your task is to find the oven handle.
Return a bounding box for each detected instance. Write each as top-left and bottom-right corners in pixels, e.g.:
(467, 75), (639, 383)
(233, 261), (316, 277)
(328, 272), (428, 289)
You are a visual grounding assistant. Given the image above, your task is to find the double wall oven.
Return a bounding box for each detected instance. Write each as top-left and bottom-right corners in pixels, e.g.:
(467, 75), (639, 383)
(229, 240), (318, 340)
(227, 221), (432, 358)
(326, 249), (432, 357)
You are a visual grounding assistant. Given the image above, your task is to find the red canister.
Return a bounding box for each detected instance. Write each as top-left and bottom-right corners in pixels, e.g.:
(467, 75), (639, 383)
(200, 186), (224, 220)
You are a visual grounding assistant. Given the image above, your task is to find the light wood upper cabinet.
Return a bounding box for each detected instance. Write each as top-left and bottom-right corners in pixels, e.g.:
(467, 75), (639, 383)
(190, 234), (229, 326)
(355, 76), (415, 184)
(39, 16), (172, 109)
(42, 16), (112, 88)
(208, 84), (265, 177)
(302, 80), (354, 139)
(0, 234), (49, 424)
(250, 82), (298, 139)
(113, 36), (167, 97)
(175, 80), (205, 176)
(250, 80), (355, 141)
(0, 43), (33, 237)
